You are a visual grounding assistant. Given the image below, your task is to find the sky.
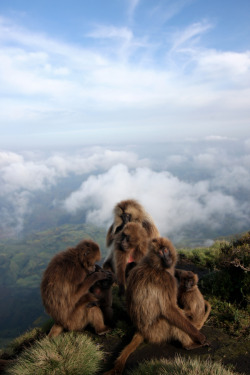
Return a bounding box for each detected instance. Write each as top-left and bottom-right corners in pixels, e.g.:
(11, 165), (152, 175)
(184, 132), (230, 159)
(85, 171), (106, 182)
(0, 0), (250, 149)
(0, 1), (250, 242)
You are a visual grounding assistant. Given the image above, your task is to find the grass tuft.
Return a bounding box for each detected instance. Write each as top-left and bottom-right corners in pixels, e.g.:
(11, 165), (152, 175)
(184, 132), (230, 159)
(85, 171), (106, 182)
(5, 332), (104, 375)
(6, 328), (44, 357)
(128, 355), (239, 375)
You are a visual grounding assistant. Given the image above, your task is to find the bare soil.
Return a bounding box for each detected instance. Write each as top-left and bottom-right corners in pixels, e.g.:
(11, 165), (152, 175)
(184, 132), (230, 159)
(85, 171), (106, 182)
(97, 325), (250, 374)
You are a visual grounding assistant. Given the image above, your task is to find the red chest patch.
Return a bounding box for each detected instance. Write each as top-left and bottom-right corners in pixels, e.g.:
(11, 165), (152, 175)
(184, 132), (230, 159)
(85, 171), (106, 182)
(127, 254), (134, 263)
(94, 287), (102, 295)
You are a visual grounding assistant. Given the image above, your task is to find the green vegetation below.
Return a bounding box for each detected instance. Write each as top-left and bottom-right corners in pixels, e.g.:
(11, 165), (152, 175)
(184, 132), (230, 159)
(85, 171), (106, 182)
(0, 224), (107, 289)
(0, 227), (249, 364)
(179, 232), (250, 308)
(0, 224), (108, 347)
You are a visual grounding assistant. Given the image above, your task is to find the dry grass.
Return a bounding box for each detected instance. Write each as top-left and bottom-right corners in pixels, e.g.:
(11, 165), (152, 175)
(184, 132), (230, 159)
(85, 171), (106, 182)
(128, 355), (239, 375)
(5, 332), (104, 375)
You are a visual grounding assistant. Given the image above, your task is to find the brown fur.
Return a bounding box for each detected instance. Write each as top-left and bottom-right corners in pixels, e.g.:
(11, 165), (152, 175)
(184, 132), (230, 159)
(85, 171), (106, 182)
(89, 265), (115, 326)
(125, 261), (137, 279)
(41, 239), (110, 337)
(104, 237), (207, 375)
(175, 269), (211, 329)
(114, 222), (149, 294)
(104, 199), (160, 272)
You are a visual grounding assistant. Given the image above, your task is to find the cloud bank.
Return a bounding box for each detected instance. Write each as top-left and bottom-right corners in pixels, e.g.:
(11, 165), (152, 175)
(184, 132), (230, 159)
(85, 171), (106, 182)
(63, 164), (245, 236)
(1, 140), (249, 243)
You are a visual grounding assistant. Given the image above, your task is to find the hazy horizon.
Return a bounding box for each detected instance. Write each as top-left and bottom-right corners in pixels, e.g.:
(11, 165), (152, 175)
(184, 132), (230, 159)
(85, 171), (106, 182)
(1, 138), (249, 246)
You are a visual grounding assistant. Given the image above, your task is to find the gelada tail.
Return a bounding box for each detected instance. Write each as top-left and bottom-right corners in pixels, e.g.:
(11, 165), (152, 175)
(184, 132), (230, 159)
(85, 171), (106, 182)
(104, 331), (144, 375)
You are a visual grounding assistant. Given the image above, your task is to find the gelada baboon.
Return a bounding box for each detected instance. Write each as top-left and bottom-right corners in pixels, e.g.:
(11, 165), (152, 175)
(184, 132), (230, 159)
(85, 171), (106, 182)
(41, 239), (110, 337)
(114, 222), (149, 295)
(104, 237), (207, 375)
(103, 199), (160, 271)
(89, 265), (115, 326)
(175, 269), (211, 329)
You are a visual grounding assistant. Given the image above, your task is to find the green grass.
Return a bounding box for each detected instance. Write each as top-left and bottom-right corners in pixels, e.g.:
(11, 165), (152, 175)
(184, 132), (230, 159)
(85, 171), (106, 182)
(178, 241), (222, 269)
(128, 355), (240, 375)
(206, 297), (249, 338)
(4, 332), (104, 375)
(5, 328), (45, 357)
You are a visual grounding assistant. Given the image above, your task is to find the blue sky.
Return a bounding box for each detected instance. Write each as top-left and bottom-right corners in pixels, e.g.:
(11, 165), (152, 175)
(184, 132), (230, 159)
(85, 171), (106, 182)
(0, 0), (250, 149)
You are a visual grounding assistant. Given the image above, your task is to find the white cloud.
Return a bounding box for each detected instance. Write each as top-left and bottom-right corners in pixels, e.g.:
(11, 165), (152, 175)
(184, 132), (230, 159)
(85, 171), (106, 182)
(87, 25), (133, 41)
(0, 148), (148, 235)
(0, 15), (250, 142)
(171, 20), (212, 51)
(0, 148), (147, 194)
(0, 191), (32, 236)
(150, 0), (195, 24)
(1, 161), (57, 194)
(205, 135), (237, 142)
(127, 0), (140, 20)
(0, 151), (24, 167)
(196, 50), (250, 81)
(0, 142), (249, 240)
(63, 163), (249, 237)
(212, 166), (250, 194)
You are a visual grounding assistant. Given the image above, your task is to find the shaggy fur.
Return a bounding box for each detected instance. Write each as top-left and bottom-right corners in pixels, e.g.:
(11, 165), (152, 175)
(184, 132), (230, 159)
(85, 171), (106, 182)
(104, 199), (160, 271)
(89, 265), (115, 326)
(175, 269), (211, 329)
(41, 239), (109, 337)
(114, 222), (149, 294)
(104, 237), (207, 375)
